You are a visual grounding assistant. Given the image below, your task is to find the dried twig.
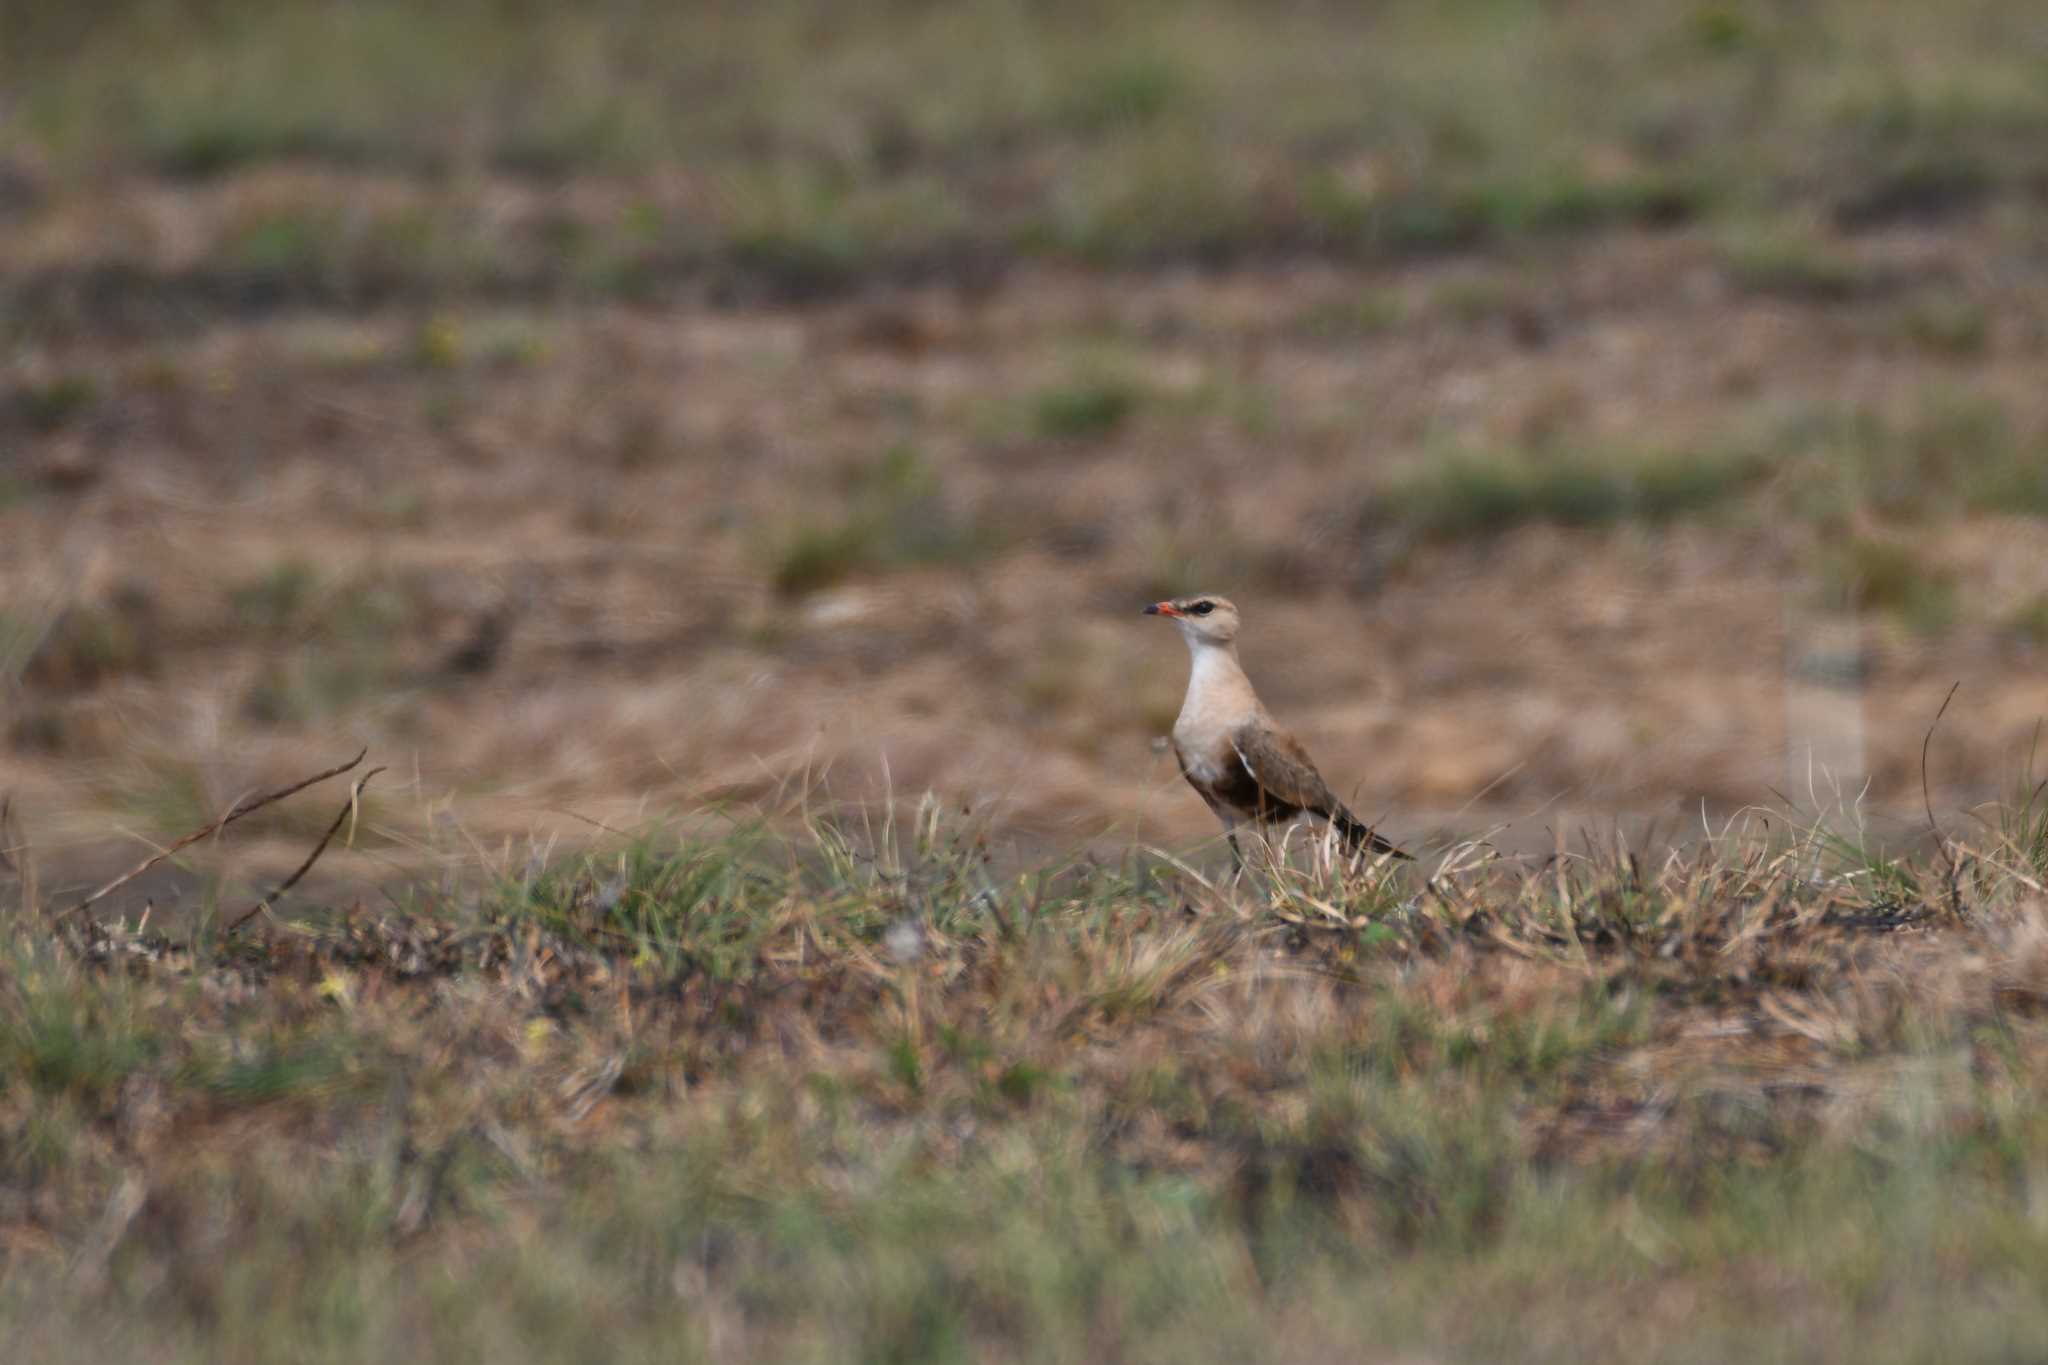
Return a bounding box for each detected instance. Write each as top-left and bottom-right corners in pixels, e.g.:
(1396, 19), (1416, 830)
(1920, 681), (1963, 918)
(225, 765), (387, 934)
(53, 748), (368, 925)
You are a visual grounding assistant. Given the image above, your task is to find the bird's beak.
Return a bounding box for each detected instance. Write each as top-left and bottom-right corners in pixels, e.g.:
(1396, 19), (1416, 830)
(1143, 601), (1181, 618)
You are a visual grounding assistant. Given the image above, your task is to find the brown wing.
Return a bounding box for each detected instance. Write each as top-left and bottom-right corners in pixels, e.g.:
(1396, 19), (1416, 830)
(1229, 721), (1338, 819)
(1231, 720), (1410, 857)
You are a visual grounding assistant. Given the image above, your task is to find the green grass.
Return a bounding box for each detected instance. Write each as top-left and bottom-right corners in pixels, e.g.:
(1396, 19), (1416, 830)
(768, 446), (996, 596)
(1895, 291), (1991, 356)
(1032, 375), (1142, 441)
(1, 943), (157, 1103)
(1819, 536), (1958, 633)
(226, 560), (319, 632)
(1384, 395), (2048, 549)
(1378, 446), (1762, 540)
(1779, 392), (2048, 523)
(2007, 595), (2048, 647)
(12, 374), (99, 432)
(7, 0), (2048, 309)
(9, 797), (2048, 1359)
(1718, 227), (1877, 301)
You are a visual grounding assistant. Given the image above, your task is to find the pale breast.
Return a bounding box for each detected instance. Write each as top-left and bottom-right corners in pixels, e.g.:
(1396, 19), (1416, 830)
(1172, 709), (1238, 786)
(1175, 739), (1230, 787)
(1172, 647), (1262, 785)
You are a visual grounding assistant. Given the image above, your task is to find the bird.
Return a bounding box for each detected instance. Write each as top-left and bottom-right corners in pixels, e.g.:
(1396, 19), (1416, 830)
(1144, 594), (1408, 868)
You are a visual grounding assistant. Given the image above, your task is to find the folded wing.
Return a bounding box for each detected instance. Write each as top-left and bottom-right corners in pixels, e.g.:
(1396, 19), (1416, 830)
(1230, 721), (1410, 859)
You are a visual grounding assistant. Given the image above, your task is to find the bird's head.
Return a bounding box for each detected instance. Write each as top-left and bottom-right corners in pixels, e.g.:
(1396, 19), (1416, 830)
(1142, 593), (1240, 646)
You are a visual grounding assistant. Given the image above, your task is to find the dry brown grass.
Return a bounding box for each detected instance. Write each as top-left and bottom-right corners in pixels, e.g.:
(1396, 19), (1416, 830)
(6, 787), (2048, 1359)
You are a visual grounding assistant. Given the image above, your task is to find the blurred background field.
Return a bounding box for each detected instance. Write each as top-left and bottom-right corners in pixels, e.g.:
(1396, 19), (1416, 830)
(5, 0), (2048, 901)
(12, 5), (2048, 1363)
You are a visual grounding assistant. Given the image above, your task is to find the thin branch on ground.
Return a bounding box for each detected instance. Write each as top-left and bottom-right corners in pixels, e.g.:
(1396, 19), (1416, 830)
(53, 748), (369, 925)
(226, 766), (387, 934)
(1921, 681), (1964, 918)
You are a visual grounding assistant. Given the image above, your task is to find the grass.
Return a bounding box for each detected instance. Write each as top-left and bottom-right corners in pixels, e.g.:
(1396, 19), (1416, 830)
(1031, 375), (1142, 441)
(11, 374), (99, 433)
(2007, 596), (2048, 647)
(226, 561), (319, 632)
(7, 0), (2048, 312)
(1779, 392), (2048, 523)
(768, 446), (995, 596)
(1895, 291), (1991, 357)
(8, 792), (2048, 1359)
(1819, 536), (1958, 633)
(1377, 446), (1763, 540)
(1718, 226), (1877, 301)
(1382, 394), (2048, 551)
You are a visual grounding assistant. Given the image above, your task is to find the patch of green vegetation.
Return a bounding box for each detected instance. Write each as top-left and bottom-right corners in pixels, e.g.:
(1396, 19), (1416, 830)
(724, 223), (869, 299)
(1432, 274), (1522, 325)
(1043, 127), (1270, 263)
(1718, 227), (1873, 301)
(0, 947), (156, 1103)
(1780, 392), (2048, 523)
(228, 560), (319, 632)
(1455, 171), (1704, 239)
(1058, 54), (1188, 132)
(1301, 170), (1702, 257)
(1379, 447), (1762, 540)
(227, 211), (341, 276)
(1895, 291), (1991, 356)
(1820, 536), (1957, 633)
(13, 374), (98, 432)
(411, 315), (464, 369)
(769, 447), (995, 596)
(1032, 375), (1141, 441)
(2007, 595), (2048, 647)
(240, 649), (394, 728)
(179, 1032), (366, 1105)
(194, 200), (528, 306)
(114, 756), (217, 839)
(235, 573), (415, 726)
(1294, 288), (1408, 341)
(1688, 4), (1754, 54)
(1834, 152), (1994, 230)
(507, 832), (787, 980)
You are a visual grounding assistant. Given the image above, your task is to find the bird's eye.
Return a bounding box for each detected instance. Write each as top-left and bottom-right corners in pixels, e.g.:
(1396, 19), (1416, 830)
(1190, 601), (1214, 616)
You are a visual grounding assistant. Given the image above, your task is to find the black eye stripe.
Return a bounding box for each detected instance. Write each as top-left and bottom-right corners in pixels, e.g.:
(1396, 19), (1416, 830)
(1190, 601), (1214, 615)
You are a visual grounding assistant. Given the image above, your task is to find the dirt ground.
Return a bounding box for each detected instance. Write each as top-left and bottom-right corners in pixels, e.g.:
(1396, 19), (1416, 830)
(7, 180), (2048, 910)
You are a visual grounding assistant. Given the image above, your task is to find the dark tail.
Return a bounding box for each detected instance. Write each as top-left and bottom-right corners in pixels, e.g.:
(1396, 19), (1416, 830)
(1332, 808), (1412, 861)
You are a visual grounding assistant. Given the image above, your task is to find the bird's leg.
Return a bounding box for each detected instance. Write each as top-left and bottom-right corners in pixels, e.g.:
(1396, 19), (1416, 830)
(1227, 831), (1246, 877)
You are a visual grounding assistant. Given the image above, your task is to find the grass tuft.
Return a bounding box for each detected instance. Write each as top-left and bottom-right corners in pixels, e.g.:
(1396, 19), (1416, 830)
(1820, 537), (1957, 633)
(1032, 376), (1141, 441)
(1719, 227), (1875, 301)
(1379, 446), (1761, 540)
(769, 446), (995, 596)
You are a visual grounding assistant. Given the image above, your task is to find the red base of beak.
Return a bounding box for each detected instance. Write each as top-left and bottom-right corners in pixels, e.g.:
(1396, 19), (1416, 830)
(1143, 601), (1181, 618)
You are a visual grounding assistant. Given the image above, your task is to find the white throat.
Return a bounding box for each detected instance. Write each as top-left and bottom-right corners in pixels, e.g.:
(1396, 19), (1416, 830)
(1177, 633), (1249, 711)
(1183, 634), (1235, 677)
